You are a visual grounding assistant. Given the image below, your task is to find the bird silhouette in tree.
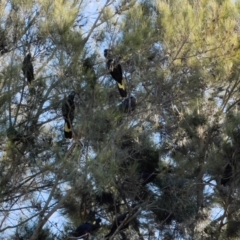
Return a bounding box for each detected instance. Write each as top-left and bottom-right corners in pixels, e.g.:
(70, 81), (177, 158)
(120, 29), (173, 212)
(72, 218), (101, 240)
(104, 49), (127, 98)
(62, 91), (76, 139)
(22, 53), (35, 94)
(22, 53), (34, 84)
(221, 162), (233, 186)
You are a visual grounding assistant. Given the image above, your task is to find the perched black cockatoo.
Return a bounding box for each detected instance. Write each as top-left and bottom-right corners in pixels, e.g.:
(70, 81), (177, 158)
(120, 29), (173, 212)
(62, 91), (75, 139)
(140, 170), (160, 186)
(22, 53), (34, 84)
(221, 163), (233, 186)
(72, 218), (101, 239)
(105, 212), (129, 239)
(0, 29), (8, 55)
(119, 96), (136, 113)
(104, 49), (127, 98)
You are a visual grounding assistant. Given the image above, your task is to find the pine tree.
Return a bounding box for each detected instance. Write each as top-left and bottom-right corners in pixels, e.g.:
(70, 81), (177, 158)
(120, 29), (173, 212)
(0, 0), (240, 239)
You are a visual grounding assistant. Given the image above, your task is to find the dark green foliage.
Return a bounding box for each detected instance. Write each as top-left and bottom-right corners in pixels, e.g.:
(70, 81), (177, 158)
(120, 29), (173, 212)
(105, 212), (129, 239)
(3, 0), (240, 239)
(95, 192), (114, 206)
(84, 110), (112, 142)
(154, 176), (196, 225)
(6, 126), (24, 142)
(117, 134), (159, 165)
(95, 191), (121, 212)
(179, 111), (207, 138)
(82, 57), (97, 90)
(226, 220), (240, 238)
(140, 170), (160, 186)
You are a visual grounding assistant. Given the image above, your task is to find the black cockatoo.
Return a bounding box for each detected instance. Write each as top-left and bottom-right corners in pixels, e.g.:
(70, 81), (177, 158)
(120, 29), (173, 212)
(22, 53), (34, 84)
(62, 91), (75, 139)
(119, 96), (136, 113)
(105, 212), (129, 239)
(221, 163), (233, 186)
(0, 30), (7, 55)
(72, 218), (101, 239)
(104, 49), (127, 98)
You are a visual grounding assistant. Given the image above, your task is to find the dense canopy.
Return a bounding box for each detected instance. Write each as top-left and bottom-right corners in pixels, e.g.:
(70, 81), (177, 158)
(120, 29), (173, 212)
(1, 0), (240, 239)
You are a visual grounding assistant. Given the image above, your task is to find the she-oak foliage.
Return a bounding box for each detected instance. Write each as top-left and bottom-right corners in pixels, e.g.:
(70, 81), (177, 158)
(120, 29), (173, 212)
(0, 0), (240, 239)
